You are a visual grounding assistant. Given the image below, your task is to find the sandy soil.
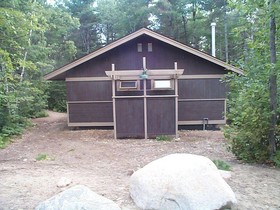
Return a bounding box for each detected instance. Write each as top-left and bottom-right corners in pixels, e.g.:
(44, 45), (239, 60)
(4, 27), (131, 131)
(0, 111), (279, 210)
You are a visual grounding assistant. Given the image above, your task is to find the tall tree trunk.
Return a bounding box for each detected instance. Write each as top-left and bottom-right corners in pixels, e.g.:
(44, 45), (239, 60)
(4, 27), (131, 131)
(20, 26), (33, 83)
(182, 15), (188, 44)
(224, 0), (229, 63)
(268, 0), (277, 159)
(20, 0), (36, 82)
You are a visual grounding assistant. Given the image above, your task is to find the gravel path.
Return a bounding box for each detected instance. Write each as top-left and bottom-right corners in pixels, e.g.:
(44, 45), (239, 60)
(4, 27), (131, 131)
(0, 111), (279, 210)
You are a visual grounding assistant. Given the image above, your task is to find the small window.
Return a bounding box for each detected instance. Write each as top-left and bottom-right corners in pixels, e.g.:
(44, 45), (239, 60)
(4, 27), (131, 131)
(137, 43), (142, 52)
(153, 80), (173, 89)
(148, 43), (153, 52)
(118, 81), (139, 91)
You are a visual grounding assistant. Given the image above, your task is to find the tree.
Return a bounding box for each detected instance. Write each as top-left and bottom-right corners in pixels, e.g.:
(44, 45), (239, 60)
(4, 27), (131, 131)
(268, 0), (277, 159)
(0, 0), (79, 146)
(224, 0), (279, 164)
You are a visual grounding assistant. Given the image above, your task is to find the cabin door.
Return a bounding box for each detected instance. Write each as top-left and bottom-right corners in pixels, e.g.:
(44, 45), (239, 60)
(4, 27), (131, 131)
(115, 98), (145, 138)
(146, 97), (176, 138)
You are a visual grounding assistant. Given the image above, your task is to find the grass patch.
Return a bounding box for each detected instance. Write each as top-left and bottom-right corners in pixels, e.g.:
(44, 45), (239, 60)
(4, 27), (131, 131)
(156, 135), (172, 141)
(36, 153), (55, 161)
(0, 135), (9, 149)
(212, 159), (231, 171)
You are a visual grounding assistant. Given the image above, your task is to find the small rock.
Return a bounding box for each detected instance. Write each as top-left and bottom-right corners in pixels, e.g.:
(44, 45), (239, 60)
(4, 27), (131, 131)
(127, 170), (135, 176)
(23, 158), (27, 162)
(57, 177), (72, 188)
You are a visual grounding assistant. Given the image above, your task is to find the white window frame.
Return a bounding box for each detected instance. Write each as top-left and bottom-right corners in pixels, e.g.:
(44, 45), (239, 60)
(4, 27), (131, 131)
(152, 80), (174, 90)
(117, 80), (140, 91)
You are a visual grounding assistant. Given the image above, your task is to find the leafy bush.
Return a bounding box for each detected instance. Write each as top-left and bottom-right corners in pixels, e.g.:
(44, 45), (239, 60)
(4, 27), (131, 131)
(46, 81), (67, 112)
(212, 159), (231, 171)
(223, 74), (280, 164)
(273, 150), (280, 167)
(224, 76), (270, 162)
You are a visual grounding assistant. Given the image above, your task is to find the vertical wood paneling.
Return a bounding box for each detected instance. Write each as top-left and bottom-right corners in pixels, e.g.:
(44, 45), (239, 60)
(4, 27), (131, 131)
(178, 100), (225, 121)
(66, 35), (228, 78)
(68, 103), (113, 122)
(67, 81), (112, 101)
(115, 98), (144, 138)
(178, 79), (226, 99)
(147, 98), (176, 137)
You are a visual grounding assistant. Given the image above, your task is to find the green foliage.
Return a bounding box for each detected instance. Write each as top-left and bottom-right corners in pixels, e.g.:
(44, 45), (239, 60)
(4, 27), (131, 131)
(223, 74), (277, 163)
(156, 135), (172, 141)
(46, 81), (67, 112)
(212, 159), (231, 171)
(0, 1), (52, 145)
(36, 153), (48, 161)
(273, 150), (280, 167)
(223, 0), (280, 165)
(36, 153), (55, 161)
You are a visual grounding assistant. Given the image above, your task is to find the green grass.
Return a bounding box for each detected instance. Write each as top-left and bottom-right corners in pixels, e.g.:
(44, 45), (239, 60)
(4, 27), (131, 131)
(36, 153), (48, 161)
(35, 153), (55, 161)
(212, 159), (231, 171)
(156, 135), (172, 141)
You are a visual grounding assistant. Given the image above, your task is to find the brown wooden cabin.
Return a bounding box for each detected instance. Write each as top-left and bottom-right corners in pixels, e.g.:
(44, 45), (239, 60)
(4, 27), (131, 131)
(44, 28), (242, 139)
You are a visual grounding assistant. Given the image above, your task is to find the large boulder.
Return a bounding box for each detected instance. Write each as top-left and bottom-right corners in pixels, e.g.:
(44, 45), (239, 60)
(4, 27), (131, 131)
(35, 185), (121, 210)
(129, 154), (237, 210)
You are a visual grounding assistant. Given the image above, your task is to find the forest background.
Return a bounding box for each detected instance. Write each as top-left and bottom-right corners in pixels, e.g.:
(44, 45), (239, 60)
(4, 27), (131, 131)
(0, 0), (279, 164)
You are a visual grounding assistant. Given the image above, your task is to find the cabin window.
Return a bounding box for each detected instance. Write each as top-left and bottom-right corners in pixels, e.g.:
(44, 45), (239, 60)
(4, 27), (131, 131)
(153, 80), (173, 90)
(118, 80), (139, 91)
(137, 43), (142, 52)
(148, 43), (153, 52)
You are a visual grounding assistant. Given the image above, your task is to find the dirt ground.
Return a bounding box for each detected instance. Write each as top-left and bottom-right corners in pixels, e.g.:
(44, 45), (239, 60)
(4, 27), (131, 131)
(0, 111), (279, 210)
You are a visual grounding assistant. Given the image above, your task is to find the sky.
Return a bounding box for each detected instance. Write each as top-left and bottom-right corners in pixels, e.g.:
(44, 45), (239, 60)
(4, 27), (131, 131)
(47, 0), (55, 5)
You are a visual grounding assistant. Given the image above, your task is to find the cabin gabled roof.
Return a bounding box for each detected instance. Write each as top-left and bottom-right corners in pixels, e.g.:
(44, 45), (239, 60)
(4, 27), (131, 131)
(44, 28), (243, 80)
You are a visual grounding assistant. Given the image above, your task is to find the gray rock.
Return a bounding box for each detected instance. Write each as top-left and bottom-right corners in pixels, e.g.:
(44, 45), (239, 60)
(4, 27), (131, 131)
(56, 177), (72, 188)
(129, 154), (237, 210)
(35, 185), (121, 210)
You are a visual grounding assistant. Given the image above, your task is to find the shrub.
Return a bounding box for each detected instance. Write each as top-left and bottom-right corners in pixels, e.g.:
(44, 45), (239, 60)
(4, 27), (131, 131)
(273, 150), (280, 167)
(223, 74), (280, 164)
(46, 81), (67, 112)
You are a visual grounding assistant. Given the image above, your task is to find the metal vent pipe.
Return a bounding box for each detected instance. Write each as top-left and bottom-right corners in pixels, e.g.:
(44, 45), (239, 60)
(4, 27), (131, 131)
(211, 22), (216, 57)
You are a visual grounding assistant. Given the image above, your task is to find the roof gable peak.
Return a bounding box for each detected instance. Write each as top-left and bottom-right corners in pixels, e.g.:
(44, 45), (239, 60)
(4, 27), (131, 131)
(44, 28), (243, 80)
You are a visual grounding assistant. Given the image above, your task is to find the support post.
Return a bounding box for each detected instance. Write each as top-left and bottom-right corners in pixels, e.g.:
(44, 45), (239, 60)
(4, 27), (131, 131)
(174, 62), (179, 139)
(143, 57), (148, 140)
(112, 64), (117, 140)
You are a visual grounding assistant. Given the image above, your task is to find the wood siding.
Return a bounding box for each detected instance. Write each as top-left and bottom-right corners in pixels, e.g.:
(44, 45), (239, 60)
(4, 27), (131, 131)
(64, 33), (229, 137)
(66, 35), (228, 78)
(68, 103), (113, 122)
(178, 100), (225, 121)
(147, 98), (175, 137)
(115, 98), (144, 138)
(178, 79), (226, 99)
(67, 81), (112, 101)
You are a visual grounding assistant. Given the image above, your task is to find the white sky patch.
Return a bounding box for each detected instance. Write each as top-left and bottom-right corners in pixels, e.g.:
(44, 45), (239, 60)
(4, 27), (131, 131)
(47, 0), (56, 5)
